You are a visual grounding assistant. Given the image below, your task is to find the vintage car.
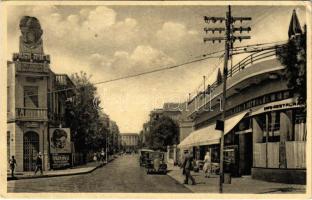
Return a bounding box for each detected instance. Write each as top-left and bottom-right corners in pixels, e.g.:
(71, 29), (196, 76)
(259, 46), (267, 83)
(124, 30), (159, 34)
(145, 151), (167, 175)
(139, 149), (154, 167)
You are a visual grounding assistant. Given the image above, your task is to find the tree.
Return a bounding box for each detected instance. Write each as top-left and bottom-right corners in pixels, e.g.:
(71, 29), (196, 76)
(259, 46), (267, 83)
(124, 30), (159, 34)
(147, 116), (179, 151)
(277, 25), (306, 105)
(109, 120), (120, 153)
(68, 71), (101, 162)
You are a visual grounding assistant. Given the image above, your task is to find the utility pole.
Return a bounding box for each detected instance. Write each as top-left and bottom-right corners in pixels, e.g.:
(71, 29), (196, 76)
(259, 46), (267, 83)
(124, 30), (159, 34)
(203, 5), (251, 193)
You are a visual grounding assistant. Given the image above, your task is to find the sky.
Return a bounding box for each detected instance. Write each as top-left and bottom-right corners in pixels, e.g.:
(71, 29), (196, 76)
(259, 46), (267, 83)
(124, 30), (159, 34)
(6, 4), (307, 133)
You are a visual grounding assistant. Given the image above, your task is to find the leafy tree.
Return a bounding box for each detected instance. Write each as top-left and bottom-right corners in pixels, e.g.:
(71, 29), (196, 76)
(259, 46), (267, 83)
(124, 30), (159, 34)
(68, 71), (101, 162)
(147, 116), (179, 151)
(277, 25), (306, 105)
(109, 120), (120, 153)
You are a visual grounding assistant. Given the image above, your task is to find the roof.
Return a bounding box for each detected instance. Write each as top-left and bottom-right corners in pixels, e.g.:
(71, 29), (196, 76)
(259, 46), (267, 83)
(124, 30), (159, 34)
(163, 103), (182, 111)
(288, 9), (302, 38)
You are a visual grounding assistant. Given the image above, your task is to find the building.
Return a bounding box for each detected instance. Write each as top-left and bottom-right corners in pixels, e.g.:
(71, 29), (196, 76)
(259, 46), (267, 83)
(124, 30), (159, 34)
(121, 133), (139, 151)
(149, 102), (183, 122)
(7, 16), (76, 172)
(178, 10), (306, 184)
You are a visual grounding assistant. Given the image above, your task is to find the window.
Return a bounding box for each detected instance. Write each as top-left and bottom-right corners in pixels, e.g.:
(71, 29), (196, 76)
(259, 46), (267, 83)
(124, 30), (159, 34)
(277, 92), (283, 100)
(270, 93), (276, 101)
(7, 131), (10, 162)
(261, 112), (281, 142)
(7, 87), (10, 112)
(24, 86), (39, 108)
(283, 91), (290, 99)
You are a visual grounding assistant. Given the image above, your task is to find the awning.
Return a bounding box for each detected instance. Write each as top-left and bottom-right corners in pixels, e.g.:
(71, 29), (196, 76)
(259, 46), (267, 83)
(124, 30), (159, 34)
(178, 111), (248, 148)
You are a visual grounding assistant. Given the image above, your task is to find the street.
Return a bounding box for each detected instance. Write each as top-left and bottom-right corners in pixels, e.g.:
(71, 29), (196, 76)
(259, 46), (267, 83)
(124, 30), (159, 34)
(7, 154), (191, 193)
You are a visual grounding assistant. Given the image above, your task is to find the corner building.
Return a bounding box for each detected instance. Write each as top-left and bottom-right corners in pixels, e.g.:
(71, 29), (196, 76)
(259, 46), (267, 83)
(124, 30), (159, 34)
(178, 10), (306, 184)
(7, 16), (75, 172)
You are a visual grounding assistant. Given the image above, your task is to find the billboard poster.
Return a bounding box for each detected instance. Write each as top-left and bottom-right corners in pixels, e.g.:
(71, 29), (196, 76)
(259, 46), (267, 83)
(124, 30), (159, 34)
(51, 154), (71, 169)
(49, 128), (71, 154)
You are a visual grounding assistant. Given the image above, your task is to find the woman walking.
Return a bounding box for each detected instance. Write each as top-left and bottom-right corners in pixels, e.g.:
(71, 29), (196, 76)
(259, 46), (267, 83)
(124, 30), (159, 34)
(203, 151), (211, 178)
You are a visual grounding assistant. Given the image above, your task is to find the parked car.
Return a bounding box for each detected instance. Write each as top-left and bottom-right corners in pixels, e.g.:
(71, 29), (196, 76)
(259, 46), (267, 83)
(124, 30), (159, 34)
(125, 150), (132, 154)
(139, 149), (154, 167)
(146, 151), (167, 175)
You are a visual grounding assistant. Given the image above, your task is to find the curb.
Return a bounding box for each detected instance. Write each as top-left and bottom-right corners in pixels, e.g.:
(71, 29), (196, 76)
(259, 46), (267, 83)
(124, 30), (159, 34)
(7, 157), (116, 181)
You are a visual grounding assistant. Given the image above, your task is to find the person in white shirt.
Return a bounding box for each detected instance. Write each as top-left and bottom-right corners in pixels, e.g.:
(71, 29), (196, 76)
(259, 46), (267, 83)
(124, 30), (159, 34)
(203, 151), (211, 178)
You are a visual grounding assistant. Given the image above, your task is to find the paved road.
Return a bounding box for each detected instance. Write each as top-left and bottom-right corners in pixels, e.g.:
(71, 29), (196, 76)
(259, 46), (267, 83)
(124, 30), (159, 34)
(8, 154), (191, 193)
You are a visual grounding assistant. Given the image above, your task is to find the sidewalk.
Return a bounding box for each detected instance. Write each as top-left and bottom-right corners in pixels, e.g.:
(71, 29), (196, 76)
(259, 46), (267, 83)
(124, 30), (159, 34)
(167, 164), (306, 194)
(7, 156), (116, 181)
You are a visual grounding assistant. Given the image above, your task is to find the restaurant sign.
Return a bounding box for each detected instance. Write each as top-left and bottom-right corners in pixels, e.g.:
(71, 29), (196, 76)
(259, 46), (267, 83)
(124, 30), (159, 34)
(263, 102), (303, 111)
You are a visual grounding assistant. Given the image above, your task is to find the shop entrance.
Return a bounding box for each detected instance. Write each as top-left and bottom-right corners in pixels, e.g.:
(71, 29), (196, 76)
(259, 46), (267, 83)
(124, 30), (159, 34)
(239, 132), (253, 175)
(23, 131), (39, 171)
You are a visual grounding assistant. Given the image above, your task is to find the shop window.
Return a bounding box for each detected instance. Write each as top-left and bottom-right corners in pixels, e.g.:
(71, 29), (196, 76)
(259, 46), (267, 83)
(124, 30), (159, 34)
(261, 112), (281, 142)
(211, 146), (220, 163)
(294, 109), (306, 141)
(269, 112), (280, 134)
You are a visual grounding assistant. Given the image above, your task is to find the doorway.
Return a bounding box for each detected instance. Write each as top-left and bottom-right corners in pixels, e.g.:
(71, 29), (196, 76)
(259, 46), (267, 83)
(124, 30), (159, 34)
(23, 131), (39, 171)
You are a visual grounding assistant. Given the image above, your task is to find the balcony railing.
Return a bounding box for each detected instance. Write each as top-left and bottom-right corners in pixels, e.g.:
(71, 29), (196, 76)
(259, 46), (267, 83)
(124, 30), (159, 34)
(15, 107), (48, 121)
(187, 47), (284, 105)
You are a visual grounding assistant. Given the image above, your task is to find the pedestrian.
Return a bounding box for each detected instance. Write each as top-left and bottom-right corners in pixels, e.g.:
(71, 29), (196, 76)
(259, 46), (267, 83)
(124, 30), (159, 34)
(34, 152), (43, 175)
(203, 151), (211, 178)
(93, 153), (97, 162)
(9, 156), (17, 178)
(100, 149), (105, 162)
(182, 152), (196, 185)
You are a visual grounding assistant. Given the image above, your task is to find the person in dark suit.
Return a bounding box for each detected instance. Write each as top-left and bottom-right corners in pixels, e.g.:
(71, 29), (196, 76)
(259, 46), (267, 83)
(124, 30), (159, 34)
(34, 152), (43, 175)
(182, 152), (196, 185)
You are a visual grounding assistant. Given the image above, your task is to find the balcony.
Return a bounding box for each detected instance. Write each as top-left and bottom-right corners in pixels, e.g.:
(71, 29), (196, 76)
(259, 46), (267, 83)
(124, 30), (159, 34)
(15, 107), (48, 121)
(186, 48), (287, 119)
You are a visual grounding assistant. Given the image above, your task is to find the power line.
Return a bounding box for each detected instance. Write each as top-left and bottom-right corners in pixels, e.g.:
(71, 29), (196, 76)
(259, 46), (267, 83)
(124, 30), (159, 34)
(23, 38), (288, 99)
(232, 40), (287, 51)
(23, 53), (223, 98)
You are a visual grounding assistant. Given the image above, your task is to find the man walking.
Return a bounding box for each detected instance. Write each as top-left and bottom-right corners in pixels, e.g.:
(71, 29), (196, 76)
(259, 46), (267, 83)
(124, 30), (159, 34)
(182, 152), (196, 185)
(100, 149), (105, 162)
(9, 156), (17, 178)
(34, 152), (43, 175)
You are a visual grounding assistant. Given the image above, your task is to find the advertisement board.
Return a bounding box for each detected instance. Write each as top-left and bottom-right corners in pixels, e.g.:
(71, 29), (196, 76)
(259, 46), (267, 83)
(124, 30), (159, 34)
(49, 128), (71, 154)
(50, 154), (71, 169)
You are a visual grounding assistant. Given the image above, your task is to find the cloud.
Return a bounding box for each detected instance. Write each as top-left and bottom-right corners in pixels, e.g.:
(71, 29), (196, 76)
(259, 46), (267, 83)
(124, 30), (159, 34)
(7, 6), (140, 59)
(154, 21), (202, 61)
(156, 22), (197, 42)
(88, 45), (176, 79)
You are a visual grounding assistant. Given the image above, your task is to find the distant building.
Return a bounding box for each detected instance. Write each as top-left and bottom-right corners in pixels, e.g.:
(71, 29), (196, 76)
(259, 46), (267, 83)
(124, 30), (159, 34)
(121, 133), (139, 150)
(150, 102), (183, 121)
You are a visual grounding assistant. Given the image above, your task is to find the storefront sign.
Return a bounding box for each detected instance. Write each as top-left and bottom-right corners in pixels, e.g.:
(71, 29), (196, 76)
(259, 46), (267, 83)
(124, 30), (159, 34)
(51, 154), (71, 169)
(49, 128), (71, 154)
(263, 102), (303, 111)
(16, 62), (49, 73)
